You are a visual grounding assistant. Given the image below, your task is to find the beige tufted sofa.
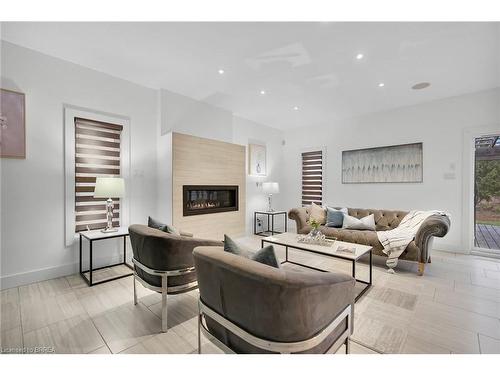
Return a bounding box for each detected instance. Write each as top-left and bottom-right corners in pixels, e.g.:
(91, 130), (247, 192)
(288, 207), (450, 275)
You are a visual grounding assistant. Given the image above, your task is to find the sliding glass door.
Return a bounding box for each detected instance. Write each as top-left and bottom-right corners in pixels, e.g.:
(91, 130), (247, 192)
(474, 135), (500, 252)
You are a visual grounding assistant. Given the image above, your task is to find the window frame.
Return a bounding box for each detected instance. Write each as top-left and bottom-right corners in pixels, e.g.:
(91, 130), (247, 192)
(64, 105), (130, 246)
(299, 146), (326, 207)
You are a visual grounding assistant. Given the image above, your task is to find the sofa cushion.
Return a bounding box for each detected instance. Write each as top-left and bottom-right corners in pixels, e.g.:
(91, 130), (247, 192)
(326, 207), (348, 228)
(346, 208), (408, 231)
(342, 213), (376, 231)
(319, 226), (383, 251)
(309, 202), (327, 224)
(224, 235), (280, 268)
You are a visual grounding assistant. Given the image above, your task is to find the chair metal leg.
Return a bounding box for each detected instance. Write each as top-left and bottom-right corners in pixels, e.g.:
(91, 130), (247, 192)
(133, 274), (137, 305)
(198, 312), (202, 354)
(161, 275), (168, 333)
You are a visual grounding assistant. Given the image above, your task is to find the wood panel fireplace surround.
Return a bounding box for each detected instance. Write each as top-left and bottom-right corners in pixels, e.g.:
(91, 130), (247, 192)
(171, 132), (246, 240)
(183, 185), (239, 216)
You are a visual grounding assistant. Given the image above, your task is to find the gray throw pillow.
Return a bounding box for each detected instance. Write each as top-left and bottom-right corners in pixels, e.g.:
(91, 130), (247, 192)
(342, 213), (376, 231)
(162, 224), (180, 236)
(147, 216), (180, 236)
(326, 207), (348, 228)
(224, 235), (280, 268)
(148, 216), (164, 230)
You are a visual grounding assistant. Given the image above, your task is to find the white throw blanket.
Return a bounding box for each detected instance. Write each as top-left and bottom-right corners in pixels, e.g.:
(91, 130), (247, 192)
(376, 210), (449, 271)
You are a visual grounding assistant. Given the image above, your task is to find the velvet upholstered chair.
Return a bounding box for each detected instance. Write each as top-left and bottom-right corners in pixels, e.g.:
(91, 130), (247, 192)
(128, 224), (223, 332)
(193, 246), (356, 354)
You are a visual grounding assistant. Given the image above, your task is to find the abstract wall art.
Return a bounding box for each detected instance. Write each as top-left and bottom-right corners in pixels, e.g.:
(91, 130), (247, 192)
(0, 88), (26, 158)
(342, 142), (423, 183)
(248, 143), (267, 176)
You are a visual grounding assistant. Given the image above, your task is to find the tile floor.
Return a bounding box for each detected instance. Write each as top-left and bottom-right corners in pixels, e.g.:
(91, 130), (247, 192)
(1, 235), (500, 354)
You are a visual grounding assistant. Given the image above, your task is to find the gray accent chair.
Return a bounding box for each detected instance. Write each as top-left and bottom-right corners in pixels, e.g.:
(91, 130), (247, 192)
(128, 224), (223, 332)
(289, 207), (450, 275)
(193, 246), (356, 354)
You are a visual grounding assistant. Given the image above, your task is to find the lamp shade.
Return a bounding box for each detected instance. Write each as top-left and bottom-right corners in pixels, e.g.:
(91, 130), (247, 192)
(262, 182), (279, 194)
(94, 177), (125, 198)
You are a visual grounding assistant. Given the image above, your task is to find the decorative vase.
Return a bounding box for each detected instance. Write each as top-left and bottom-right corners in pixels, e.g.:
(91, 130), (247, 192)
(310, 228), (320, 236)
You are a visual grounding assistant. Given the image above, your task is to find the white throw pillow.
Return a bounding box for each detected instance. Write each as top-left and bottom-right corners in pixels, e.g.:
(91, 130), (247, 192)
(342, 213), (376, 231)
(308, 202), (327, 225)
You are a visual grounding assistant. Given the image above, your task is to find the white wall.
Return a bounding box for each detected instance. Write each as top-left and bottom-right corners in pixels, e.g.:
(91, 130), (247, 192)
(282, 88), (500, 252)
(232, 116), (285, 235)
(0, 41), (285, 289)
(160, 89), (233, 142)
(156, 90), (286, 237)
(0, 41), (159, 288)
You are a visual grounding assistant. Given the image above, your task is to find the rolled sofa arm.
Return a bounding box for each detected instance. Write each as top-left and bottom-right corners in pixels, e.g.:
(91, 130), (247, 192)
(414, 215), (451, 263)
(288, 207), (311, 234)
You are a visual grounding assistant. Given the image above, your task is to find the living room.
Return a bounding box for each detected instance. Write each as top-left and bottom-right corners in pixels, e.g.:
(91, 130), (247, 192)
(1, 1), (500, 373)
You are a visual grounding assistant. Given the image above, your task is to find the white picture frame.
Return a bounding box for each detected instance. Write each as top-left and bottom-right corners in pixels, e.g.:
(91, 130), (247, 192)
(248, 143), (267, 176)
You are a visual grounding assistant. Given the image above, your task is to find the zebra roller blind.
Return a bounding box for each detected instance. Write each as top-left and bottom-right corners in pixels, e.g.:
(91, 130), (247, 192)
(301, 150), (323, 206)
(74, 117), (123, 232)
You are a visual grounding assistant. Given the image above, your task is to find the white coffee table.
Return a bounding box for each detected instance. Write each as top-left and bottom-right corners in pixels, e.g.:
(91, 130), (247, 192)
(262, 232), (373, 301)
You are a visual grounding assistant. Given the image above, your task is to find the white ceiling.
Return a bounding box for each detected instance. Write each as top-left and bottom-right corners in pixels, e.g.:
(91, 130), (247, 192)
(2, 22), (499, 130)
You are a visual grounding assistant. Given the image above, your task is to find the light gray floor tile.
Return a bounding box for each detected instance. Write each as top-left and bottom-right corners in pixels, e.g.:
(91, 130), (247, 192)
(0, 325), (23, 352)
(20, 290), (86, 333)
(1, 288), (21, 332)
(479, 334), (500, 353)
(92, 302), (161, 353)
(23, 314), (104, 354)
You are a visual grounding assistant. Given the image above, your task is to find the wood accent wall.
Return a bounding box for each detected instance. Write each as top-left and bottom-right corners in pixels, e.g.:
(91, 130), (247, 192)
(172, 132), (246, 240)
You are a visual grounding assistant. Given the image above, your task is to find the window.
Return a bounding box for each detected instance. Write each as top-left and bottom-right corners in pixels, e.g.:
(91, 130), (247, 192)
(301, 150), (323, 206)
(74, 117), (123, 232)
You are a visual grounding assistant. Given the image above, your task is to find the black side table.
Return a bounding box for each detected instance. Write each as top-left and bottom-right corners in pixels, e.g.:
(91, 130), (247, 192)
(79, 227), (133, 286)
(254, 211), (288, 236)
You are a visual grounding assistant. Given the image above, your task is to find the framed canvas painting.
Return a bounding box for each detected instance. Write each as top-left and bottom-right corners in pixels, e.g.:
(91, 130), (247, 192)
(0, 88), (26, 158)
(342, 142), (423, 183)
(248, 143), (266, 176)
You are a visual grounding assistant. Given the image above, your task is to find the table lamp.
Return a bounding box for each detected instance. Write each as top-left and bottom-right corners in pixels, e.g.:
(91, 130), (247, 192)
(262, 182), (279, 212)
(94, 177), (125, 232)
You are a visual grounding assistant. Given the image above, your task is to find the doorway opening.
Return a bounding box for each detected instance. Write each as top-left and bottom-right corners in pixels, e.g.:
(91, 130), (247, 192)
(474, 135), (500, 251)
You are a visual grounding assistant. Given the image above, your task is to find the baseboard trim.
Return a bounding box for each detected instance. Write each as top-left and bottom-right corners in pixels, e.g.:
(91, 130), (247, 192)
(0, 254), (131, 290)
(0, 262), (78, 290)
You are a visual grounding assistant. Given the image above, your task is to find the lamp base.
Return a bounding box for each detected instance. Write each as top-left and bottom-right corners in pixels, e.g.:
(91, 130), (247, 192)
(101, 227), (118, 233)
(267, 194), (274, 212)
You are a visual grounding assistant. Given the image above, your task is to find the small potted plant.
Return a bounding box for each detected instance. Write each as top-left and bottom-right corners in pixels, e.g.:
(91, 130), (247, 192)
(307, 218), (321, 236)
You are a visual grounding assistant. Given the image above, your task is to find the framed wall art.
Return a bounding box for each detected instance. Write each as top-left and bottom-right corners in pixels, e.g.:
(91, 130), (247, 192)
(342, 142), (423, 183)
(0, 88), (26, 158)
(248, 143), (267, 176)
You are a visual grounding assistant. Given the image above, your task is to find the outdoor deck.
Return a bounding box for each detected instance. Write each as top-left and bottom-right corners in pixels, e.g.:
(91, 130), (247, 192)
(475, 223), (500, 250)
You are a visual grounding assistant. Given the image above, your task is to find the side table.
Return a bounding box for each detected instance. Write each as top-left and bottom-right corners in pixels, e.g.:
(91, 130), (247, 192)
(79, 227), (133, 286)
(254, 211), (288, 236)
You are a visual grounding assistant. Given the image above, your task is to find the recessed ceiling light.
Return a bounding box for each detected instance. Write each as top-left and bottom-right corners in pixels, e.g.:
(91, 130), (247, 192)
(218, 69), (225, 75)
(412, 82), (431, 90)
(356, 53), (364, 60)
(260, 90), (266, 95)
(378, 83), (385, 88)
(293, 106), (299, 111)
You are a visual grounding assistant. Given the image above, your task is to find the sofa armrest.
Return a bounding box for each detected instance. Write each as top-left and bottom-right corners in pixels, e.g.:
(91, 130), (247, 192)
(414, 215), (450, 263)
(288, 207), (311, 234)
(180, 230), (194, 237)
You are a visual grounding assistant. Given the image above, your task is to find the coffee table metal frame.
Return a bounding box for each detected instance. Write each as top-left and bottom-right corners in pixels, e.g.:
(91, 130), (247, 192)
(261, 237), (372, 302)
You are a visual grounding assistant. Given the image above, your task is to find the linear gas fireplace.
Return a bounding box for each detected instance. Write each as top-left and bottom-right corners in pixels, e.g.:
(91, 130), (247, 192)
(183, 185), (239, 216)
